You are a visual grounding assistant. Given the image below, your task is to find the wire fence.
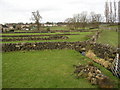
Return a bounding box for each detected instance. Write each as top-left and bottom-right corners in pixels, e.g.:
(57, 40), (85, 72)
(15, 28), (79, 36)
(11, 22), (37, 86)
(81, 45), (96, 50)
(111, 53), (120, 78)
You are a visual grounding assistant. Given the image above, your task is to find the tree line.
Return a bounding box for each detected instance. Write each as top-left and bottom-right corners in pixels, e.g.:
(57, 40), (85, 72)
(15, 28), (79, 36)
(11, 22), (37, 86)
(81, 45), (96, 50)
(31, 0), (118, 31)
(105, 0), (117, 24)
(65, 11), (103, 30)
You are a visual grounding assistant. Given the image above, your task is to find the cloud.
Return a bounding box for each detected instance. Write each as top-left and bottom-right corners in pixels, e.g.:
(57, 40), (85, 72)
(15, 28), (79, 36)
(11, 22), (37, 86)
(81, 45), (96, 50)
(0, 0), (111, 23)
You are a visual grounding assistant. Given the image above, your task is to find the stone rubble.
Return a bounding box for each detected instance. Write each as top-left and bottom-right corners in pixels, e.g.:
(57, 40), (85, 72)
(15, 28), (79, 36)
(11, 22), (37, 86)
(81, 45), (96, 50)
(74, 62), (114, 88)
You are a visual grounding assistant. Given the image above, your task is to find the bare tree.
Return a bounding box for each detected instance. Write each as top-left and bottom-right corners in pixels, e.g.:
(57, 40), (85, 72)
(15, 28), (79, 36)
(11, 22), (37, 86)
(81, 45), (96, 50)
(73, 14), (81, 29)
(113, 0), (117, 23)
(105, 1), (110, 23)
(109, 1), (113, 23)
(96, 14), (103, 23)
(65, 12), (88, 30)
(65, 18), (75, 30)
(105, 0), (118, 24)
(79, 11), (88, 29)
(90, 12), (97, 22)
(31, 10), (42, 31)
(119, 1), (120, 23)
(89, 12), (102, 28)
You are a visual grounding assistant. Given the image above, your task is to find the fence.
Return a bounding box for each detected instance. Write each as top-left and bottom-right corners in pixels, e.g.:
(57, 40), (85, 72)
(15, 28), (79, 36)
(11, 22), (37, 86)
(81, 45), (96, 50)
(111, 53), (120, 78)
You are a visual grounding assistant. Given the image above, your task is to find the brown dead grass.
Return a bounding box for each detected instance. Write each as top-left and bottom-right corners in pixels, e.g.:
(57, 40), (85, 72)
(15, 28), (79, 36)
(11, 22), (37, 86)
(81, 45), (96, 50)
(86, 50), (111, 69)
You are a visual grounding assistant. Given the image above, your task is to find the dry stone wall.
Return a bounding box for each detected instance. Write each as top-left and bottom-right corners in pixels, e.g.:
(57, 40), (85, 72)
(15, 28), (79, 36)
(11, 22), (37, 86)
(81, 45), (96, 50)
(1, 34), (80, 37)
(2, 29), (96, 34)
(2, 41), (117, 60)
(2, 36), (69, 42)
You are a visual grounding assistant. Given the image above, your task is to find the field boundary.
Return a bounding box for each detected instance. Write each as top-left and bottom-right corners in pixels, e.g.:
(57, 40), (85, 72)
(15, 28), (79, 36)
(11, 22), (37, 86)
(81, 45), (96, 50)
(1, 34), (80, 37)
(2, 29), (97, 34)
(1, 36), (69, 42)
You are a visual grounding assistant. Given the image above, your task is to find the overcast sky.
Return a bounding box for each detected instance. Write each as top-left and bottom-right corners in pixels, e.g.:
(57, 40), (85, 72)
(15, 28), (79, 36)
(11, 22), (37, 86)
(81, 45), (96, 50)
(0, 0), (118, 24)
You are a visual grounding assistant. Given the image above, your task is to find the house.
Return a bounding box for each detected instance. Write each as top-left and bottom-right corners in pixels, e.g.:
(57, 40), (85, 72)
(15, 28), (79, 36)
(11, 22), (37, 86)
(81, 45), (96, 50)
(43, 22), (58, 27)
(6, 23), (14, 30)
(22, 26), (30, 30)
(15, 23), (31, 30)
(43, 23), (53, 27)
(2, 25), (9, 32)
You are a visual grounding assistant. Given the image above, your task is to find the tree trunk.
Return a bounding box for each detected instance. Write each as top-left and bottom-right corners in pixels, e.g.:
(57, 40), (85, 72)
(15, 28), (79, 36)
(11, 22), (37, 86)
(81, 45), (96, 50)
(36, 21), (40, 31)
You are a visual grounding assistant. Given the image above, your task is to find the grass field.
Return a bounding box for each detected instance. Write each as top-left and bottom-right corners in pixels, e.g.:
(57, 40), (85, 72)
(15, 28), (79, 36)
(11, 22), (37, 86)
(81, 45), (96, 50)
(46, 26), (69, 30)
(1, 32), (90, 35)
(1, 32), (93, 43)
(1, 32), (64, 35)
(2, 26), (119, 88)
(97, 30), (118, 47)
(2, 49), (119, 88)
(14, 26), (69, 31)
(45, 26), (91, 31)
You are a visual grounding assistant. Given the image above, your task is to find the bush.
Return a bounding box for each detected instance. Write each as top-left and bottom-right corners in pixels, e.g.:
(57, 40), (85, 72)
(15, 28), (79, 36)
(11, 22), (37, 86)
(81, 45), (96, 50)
(46, 27), (50, 31)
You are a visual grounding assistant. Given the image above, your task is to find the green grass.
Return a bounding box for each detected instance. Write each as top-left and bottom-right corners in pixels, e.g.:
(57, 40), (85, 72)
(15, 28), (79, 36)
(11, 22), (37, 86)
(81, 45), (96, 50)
(1, 32), (63, 35)
(1, 31), (86, 35)
(109, 25), (120, 28)
(2, 49), (118, 88)
(46, 26), (69, 30)
(13, 26), (69, 31)
(97, 30), (118, 47)
(1, 36), (49, 39)
(1, 32), (93, 43)
(1, 32), (82, 37)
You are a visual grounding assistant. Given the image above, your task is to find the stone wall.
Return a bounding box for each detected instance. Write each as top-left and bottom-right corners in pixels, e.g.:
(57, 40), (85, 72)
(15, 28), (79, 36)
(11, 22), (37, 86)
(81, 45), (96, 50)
(2, 41), (118, 71)
(86, 31), (101, 43)
(2, 42), (85, 52)
(2, 29), (96, 33)
(85, 42), (117, 60)
(1, 34), (80, 37)
(2, 41), (117, 60)
(2, 36), (69, 42)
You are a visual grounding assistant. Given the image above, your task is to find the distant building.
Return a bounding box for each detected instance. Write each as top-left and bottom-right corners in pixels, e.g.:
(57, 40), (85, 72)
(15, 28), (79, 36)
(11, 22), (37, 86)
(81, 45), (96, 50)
(6, 23), (14, 30)
(15, 23), (32, 30)
(43, 22), (57, 27)
(2, 25), (9, 32)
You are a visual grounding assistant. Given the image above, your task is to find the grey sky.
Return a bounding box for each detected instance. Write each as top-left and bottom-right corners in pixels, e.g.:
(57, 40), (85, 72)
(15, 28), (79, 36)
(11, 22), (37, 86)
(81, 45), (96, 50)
(0, 0), (118, 24)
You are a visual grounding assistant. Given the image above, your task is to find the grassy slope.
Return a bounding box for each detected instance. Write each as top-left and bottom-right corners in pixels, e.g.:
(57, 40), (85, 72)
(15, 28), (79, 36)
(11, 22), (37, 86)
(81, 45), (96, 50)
(2, 50), (118, 88)
(97, 30), (118, 47)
